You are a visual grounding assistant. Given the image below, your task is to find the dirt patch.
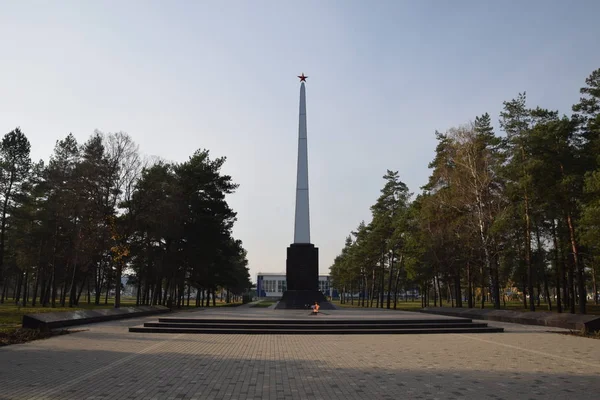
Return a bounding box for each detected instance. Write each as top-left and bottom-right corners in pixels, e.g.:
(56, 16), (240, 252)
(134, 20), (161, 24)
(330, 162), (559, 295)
(0, 327), (79, 346)
(559, 329), (600, 340)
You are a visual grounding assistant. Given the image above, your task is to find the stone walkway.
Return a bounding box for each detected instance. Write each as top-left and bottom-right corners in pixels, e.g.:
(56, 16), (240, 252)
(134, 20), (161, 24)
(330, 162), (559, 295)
(0, 308), (599, 399)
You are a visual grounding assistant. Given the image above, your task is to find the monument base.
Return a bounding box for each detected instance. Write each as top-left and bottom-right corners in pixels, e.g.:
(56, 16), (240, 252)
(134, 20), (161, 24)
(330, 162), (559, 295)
(285, 243), (319, 291)
(275, 243), (335, 310)
(275, 290), (336, 310)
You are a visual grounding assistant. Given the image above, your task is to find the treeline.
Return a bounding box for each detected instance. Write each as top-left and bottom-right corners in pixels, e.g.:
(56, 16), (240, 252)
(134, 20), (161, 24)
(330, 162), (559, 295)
(0, 130), (251, 308)
(330, 67), (600, 314)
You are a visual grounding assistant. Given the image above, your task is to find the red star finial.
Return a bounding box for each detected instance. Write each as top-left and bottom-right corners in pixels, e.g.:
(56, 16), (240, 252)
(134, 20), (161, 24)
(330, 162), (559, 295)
(298, 73), (308, 82)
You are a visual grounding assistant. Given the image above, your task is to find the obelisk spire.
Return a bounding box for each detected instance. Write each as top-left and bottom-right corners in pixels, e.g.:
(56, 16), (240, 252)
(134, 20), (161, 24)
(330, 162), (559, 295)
(294, 73), (310, 243)
(278, 72), (331, 309)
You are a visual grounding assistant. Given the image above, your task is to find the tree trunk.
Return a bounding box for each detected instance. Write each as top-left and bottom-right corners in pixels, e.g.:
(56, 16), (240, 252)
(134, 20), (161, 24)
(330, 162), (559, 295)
(436, 275), (443, 307)
(550, 219), (562, 313)
(157, 280), (164, 305)
(386, 251), (394, 309)
(466, 261), (473, 308)
(370, 269), (376, 308)
(32, 269), (40, 307)
(114, 263), (122, 308)
(476, 206), (499, 308)
(69, 245), (79, 307)
(592, 263), (598, 305)
(426, 282), (430, 307)
(60, 274), (68, 307)
(136, 277), (142, 306)
(373, 285), (378, 307)
(22, 270), (29, 306)
(179, 279), (186, 308)
(15, 271), (23, 305)
(104, 276), (111, 305)
(76, 273), (88, 305)
(44, 278), (51, 306)
(454, 268), (462, 308)
(40, 277), (47, 306)
(559, 230), (570, 311)
(362, 274), (367, 307)
(393, 255), (403, 310)
(94, 262), (104, 305)
(359, 276), (363, 306)
(565, 212), (585, 314)
(163, 277), (171, 306)
(568, 257), (575, 314)
(143, 279), (150, 305)
(140, 279), (146, 306)
(0, 277), (8, 303)
(543, 269), (552, 311)
(557, 160), (586, 313)
(38, 275), (46, 306)
(519, 145), (535, 312)
(379, 250), (385, 309)
(0, 172), (15, 296)
(32, 240), (45, 307)
(480, 264), (485, 309)
(50, 224), (59, 308)
(522, 275), (528, 309)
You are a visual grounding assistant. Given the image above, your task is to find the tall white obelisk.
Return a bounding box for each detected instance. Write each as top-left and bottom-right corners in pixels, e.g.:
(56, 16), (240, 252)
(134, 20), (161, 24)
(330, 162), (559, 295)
(277, 73), (331, 309)
(293, 73), (310, 244)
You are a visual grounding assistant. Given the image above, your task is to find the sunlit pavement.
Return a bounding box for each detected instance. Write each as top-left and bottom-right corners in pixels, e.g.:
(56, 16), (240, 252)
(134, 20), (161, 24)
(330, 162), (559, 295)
(1, 307), (599, 400)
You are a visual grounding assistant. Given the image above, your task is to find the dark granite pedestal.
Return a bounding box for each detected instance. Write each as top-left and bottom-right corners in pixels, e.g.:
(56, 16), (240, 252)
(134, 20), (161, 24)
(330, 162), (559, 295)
(285, 243), (318, 291)
(22, 305), (170, 331)
(278, 289), (335, 309)
(276, 243), (335, 310)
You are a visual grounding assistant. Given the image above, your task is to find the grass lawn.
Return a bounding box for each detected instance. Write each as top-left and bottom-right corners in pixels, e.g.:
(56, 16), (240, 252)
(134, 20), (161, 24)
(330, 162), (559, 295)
(0, 296), (241, 346)
(251, 300), (278, 308)
(331, 299), (600, 315)
(332, 299), (423, 311)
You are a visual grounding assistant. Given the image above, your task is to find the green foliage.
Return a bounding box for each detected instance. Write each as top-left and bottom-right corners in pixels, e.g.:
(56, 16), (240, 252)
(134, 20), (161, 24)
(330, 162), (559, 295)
(330, 67), (600, 314)
(0, 129), (250, 311)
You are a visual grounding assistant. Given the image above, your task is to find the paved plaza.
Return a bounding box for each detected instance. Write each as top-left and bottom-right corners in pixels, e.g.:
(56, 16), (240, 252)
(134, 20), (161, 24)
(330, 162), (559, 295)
(1, 307), (599, 400)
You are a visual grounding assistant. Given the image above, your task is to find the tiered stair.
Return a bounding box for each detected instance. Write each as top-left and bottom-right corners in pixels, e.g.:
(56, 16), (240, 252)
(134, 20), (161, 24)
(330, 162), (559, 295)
(129, 317), (503, 334)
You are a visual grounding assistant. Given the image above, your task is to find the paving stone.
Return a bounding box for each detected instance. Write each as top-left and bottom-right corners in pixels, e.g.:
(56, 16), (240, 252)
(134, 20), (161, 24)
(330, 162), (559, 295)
(0, 308), (599, 399)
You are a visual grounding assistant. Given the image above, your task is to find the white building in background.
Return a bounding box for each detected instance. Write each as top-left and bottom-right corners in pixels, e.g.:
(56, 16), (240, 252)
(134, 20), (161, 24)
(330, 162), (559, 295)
(256, 272), (334, 298)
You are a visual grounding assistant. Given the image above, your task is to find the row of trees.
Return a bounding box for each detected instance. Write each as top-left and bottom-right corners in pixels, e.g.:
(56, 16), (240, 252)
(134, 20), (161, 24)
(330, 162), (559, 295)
(330, 67), (600, 314)
(0, 129), (251, 308)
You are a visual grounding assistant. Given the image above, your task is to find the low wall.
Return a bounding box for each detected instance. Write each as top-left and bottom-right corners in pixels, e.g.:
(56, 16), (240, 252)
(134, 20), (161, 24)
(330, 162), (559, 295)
(420, 307), (600, 332)
(22, 305), (171, 331)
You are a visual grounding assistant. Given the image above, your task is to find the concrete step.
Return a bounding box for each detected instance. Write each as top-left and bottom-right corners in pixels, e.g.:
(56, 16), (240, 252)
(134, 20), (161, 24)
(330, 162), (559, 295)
(156, 317), (474, 325)
(143, 322), (491, 330)
(129, 326), (504, 334)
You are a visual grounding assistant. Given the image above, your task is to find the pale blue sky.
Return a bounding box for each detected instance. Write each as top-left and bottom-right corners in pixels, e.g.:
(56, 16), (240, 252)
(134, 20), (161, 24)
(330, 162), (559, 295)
(1, 1), (599, 281)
